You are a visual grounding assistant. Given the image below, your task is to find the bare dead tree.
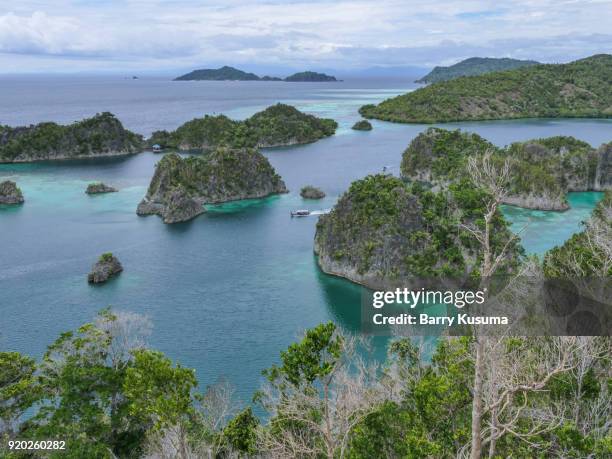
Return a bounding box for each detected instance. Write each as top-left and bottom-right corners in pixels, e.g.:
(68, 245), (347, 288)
(258, 333), (384, 459)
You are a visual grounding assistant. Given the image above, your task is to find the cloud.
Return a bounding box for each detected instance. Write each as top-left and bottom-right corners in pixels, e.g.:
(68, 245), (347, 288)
(0, 1), (611, 72)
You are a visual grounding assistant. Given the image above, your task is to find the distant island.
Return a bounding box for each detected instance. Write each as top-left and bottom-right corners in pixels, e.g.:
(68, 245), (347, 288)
(400, 128), (611, 210)
(0, 112), (143, 163)
(148, 103), (337, 151)
(415, 57), (539, 84)
(174, 66), (337, 82)
(360, 54), (612, 123)
(137, 149), (287, 223)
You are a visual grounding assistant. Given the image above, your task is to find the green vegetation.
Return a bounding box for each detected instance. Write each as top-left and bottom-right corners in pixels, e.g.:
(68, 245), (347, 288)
(99, 252), (114, 263)
(0, 112), (143, 163)
(3, 315), (609, 458)
(416, 57), (539, 84)
(173, 67), (337, 82)
(361, 54), (612, 123)
(351, 120), (373, 131)
(147, 104), (337, 151)
(284, 71), (337, 82)
(174, 66), (260, 81)
(401, 127), (608, 210)
(314, 174), (522, 283)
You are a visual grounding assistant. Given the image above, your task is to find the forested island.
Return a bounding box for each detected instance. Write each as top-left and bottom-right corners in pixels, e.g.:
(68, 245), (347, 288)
(415, 57), (539, 83)
(174, 66), (337, 82)
(360, 54), (612, 123)
(401, 128), (611, 210)
(0, 180), (24, 204)
(148, 104), (337, 151)
(0, 112), (143, 163)
(137, 149), (287, 223)
(314, 174), (521, 289)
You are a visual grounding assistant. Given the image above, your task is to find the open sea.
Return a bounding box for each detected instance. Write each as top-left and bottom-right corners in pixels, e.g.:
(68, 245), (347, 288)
(0, 75), (609, 402)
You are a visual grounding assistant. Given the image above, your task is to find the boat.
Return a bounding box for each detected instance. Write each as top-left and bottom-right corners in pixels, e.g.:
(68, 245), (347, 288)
(152, 144), (163, 153)
(291, 209), (310, 217)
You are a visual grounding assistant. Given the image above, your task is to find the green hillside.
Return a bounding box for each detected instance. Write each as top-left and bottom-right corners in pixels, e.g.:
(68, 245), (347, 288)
(416, 57), (539, 84)
(361, 54), (612, 123)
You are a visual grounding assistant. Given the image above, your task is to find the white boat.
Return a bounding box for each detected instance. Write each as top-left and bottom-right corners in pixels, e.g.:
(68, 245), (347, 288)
(291, 209), (310, 217)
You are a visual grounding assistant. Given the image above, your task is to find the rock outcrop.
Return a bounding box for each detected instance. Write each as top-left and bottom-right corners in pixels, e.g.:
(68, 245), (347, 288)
(0, 180), (24, 204)
(351, 120), (373, 131)
(86, 182), (118, 194)
(314, 174), (521, 289)
(88, 253), (123, 284)
(0, 112), (143, 163)
(400, 128), (611, 211)
(137, 149), (288, 223)
(300, 186), (326, 199)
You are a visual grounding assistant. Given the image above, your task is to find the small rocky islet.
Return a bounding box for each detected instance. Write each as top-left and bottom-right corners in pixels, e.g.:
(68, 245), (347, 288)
(300, 186), (326, 199)
(88, 253), (123, 284)
(137, 148), (288, 223)
(351, 120), (373, 131)
(86, 182), (118, 194)
(0, 180), (24, 204)
(400, 128), (611, 210)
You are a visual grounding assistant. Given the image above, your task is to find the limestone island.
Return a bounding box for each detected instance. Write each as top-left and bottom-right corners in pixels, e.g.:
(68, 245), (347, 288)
(88, 253), (123, 284)
(300, 185), (325, 199)
(360, 54), (612, 123)
(147, 104), (337, 151)
(415, 57), (539, 84)
(351, 120), (373, 131)
(0, 180), (24, 205)
(173, 66), (338, 82)
(137, 148), (288, 223)
(314, 174), (522, 289)
(0, 112), (143, 163)
(86, 182), (118, 194)
(401, 128), (611, 210)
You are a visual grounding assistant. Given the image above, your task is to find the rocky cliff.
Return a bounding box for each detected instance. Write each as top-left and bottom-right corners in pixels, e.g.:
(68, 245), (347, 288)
(88, 253), (123, 284)
(400, 128), (611, 211)
(314, 174), (522, 289)
(137, 149), (288, 223)
(0, 180), (24, 204)
(0, 112), (143, 163)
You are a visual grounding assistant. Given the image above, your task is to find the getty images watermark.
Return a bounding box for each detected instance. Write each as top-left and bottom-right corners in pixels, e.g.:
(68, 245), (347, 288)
(361, 277), (611, 336)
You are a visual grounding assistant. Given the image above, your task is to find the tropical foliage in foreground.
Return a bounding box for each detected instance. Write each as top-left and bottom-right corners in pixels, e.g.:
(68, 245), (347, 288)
(361, 54), (612, 123)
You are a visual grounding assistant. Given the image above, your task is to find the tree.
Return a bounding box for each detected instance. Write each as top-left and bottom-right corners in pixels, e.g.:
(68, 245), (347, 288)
(258, 322), (383, 459)
(0, 352), (36, 438)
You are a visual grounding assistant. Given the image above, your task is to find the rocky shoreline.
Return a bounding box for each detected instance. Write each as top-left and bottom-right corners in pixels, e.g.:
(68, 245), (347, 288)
(88, 253), (123, 284)
(137, 149), (288, 223)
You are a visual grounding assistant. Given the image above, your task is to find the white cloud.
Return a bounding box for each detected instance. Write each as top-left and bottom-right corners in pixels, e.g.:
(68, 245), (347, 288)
(0, 0), (610, 72)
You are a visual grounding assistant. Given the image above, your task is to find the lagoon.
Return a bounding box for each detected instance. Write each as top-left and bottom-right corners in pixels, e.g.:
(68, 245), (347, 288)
(0, 76), (608, 401)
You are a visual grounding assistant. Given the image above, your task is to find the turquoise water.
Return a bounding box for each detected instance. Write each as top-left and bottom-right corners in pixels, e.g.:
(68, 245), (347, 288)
(0, 77), (609, 402)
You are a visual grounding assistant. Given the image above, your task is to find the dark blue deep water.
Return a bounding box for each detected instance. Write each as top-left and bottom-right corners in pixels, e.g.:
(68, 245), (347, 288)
(0, 76), (609, 401)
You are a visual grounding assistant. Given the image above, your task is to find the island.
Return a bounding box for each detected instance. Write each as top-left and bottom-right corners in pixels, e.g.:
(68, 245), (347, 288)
(146, 104), (337, 151)
(137, 148), (288, 223)
(86, 182), (118, 194)
(174, 66), (338, 82)
(351, 120), (373, 131)
(415, 57), (539, 84)
(0, 180), (24, 204)
(284, 71), (337, 82)
(300, 185), (325, 199)
(88, 253), (123, 284)
(360, 54), (612, 123)
(314, 174), (521, 289)
(0, 112), (144, 163)
(400, 128), (611, 210)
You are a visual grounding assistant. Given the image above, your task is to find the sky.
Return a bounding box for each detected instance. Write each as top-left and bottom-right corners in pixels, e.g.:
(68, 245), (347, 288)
(0, 0), (611, 74)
